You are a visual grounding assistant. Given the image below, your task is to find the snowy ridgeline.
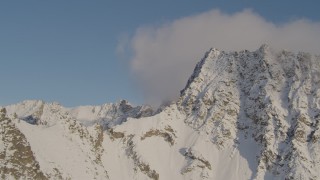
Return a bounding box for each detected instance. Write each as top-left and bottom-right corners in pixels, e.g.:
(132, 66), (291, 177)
(1, 44), (320, 180)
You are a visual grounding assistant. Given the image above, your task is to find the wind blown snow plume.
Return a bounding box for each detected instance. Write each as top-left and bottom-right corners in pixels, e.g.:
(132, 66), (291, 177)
(125, 9), (320, 105)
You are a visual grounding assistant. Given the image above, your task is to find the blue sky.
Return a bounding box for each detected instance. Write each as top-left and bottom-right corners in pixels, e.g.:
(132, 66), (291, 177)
(1, 1), (319, 107)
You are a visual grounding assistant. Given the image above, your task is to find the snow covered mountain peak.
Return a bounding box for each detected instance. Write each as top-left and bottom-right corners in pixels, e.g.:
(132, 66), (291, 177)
(1, 45), (320, 180)
(258, 43), (270, 51)
(177, 45), (320, 179)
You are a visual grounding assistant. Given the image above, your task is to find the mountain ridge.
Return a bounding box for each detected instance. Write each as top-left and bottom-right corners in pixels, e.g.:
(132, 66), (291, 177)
(1, 44), (320, 179)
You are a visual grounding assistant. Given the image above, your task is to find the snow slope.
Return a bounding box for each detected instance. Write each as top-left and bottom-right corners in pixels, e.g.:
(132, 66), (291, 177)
(1, 44), (320, 180)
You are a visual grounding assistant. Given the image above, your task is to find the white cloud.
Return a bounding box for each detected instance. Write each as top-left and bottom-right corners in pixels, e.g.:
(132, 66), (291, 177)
(124, 9), (320, 106)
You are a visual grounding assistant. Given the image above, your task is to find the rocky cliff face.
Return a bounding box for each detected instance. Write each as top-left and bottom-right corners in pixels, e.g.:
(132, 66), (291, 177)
(1, 45), (320, 180)
(0, 108), (47, 179)
(178, 45), (320, 179)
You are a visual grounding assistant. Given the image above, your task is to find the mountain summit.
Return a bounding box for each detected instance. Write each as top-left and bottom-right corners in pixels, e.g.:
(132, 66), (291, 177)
(1, 45), (320, 179)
